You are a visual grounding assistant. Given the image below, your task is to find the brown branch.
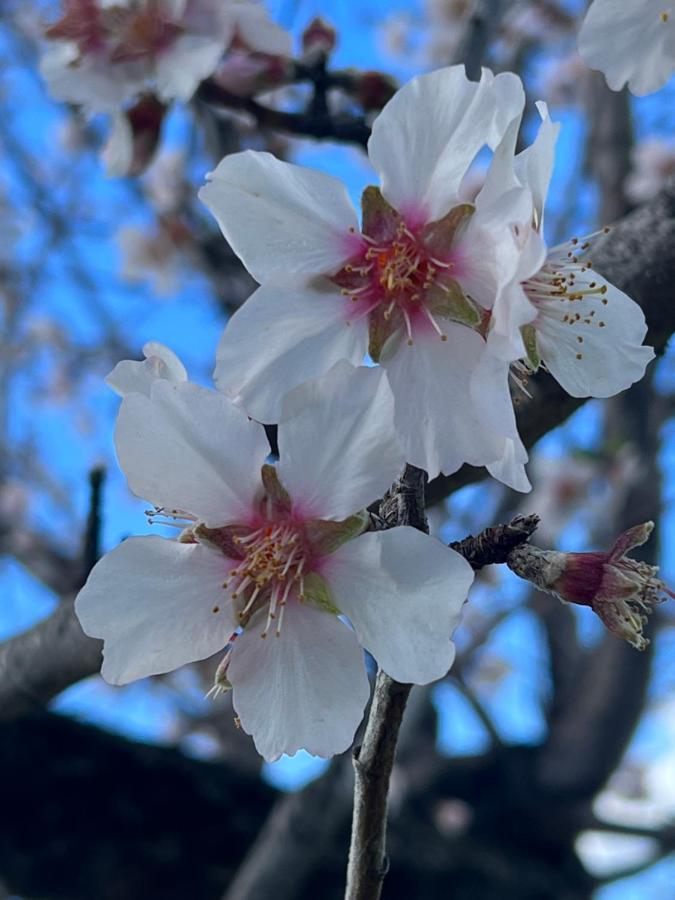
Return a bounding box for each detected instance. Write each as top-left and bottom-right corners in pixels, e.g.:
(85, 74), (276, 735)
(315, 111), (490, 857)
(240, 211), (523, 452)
(196, 80), (370, 149)
(449, 513), (539, 568)
(344, 464), (427, 900)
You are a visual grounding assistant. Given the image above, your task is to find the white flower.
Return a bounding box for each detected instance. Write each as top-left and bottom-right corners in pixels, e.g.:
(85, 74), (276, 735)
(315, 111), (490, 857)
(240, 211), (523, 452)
(116, 222), (187, 296)
(199, 65), (535, 489)
(484, 103), (654, 401)
(578, 0), (675, 96)
(626, 138), (675, 203)
(76, 356), (474, 760)
(40, 0), (291, 112)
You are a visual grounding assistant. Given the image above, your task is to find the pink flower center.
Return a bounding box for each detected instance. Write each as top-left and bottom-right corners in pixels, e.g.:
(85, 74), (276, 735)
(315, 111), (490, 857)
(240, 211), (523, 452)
(334, 221), (455, 344)
(225, 522), (311, 638)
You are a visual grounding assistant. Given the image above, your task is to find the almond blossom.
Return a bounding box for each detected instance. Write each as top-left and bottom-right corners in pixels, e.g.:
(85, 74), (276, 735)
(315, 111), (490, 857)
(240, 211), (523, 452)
(199, 65), (536, 489)
(482, 104), (654, 402)
(76, 354), (474, 760)
(40, 0), (291, 113)
(578, 0), (675, 96)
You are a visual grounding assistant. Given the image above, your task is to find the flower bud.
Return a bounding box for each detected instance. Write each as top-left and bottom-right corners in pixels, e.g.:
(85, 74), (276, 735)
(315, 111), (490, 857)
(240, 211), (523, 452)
(301, 17), (337, 59)
(507, 522), (674, 650)
(354, 71), (398, 112)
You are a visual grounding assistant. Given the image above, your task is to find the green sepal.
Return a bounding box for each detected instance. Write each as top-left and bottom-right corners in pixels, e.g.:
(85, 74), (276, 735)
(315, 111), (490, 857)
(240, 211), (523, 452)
(305, 509), (370, 556)
(360, 185), (399, 243)
(302, 571), (341, 615)
(260, 463), (292, 515)
(426, 279), (481, 327)
(422, 203), (475, 257)
(193, 523), (248, 558)
(521, 324), (541, 371)
(368, 306), (401, 362)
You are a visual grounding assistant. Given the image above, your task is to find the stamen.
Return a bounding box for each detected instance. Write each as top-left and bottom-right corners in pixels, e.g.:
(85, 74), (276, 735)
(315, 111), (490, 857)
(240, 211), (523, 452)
(422, 306), (447, 340)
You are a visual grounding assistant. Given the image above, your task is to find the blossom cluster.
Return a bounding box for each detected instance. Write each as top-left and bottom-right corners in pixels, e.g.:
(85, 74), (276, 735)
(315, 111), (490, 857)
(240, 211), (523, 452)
(43, 0), (667, 761)
(199, 69), (654, 492)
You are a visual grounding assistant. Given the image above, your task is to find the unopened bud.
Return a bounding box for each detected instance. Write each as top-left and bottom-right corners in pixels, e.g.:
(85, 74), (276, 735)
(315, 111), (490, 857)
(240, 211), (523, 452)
(301, 17), (336, 59)
(354, 71), (397, 112)
(507, 522), (674, 650)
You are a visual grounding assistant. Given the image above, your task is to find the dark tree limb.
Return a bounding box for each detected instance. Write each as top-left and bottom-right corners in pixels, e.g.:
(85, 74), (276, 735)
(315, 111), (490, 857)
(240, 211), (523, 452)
(196, 80), (370, 149)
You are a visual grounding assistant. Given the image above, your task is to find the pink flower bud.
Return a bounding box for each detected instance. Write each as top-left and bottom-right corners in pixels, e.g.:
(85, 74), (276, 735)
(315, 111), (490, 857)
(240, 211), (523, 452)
(354, 71), (398, 112)
(507, 522), (674, 650)
(301, 16), (337, 58)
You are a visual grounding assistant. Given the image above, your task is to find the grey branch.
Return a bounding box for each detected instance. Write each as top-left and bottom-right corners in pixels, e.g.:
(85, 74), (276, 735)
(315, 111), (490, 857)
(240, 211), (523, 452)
(0, 598), (101, 720)
(344, 464), (428, 900)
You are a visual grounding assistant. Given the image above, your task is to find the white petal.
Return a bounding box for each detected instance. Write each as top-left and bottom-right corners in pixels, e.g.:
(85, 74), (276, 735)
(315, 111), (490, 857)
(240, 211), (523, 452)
(199, 151), (359, 283)
(514, 102), (559, 230)
(214, 281), (368, 423)
(106, 342), (187, 398)
(485, 230), (546, 362)
(156, 32), (232, 101)
(39, 43), (137, 112)
(487, 439), (531, 493)
(229, 600), (369, 760)
(115, 380), (268, 524)
(277, 362), (404, 520)
(454, 185), (534, 310)
(470, 349), (530, 492)
(230, 4), (293, 55)
(383, 326), (505, 479)
(326, 528), (473, 684)
(75, 535), (237, 684)
(578, 0), (675, 96)
(536, 276), (655, 397)
(369, 66), (524, 223)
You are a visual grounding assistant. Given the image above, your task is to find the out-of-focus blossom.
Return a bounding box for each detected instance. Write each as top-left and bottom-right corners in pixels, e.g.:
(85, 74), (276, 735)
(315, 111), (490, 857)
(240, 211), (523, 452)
(626, 138), (675, 203)
(522, 455), (598, 543)
(200, 65), (535, 489)
(76, 357), (474, 760)
(102, 94), (166, 177)
(578, 0), (675, 96)
(117, 218), (190, 296)
(144, 150), (189, 215)
(508, 521), (674, 650)
(544, 54), (586, 106)
(40, 0), (292, 112)
(212, 50), (291, 97)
